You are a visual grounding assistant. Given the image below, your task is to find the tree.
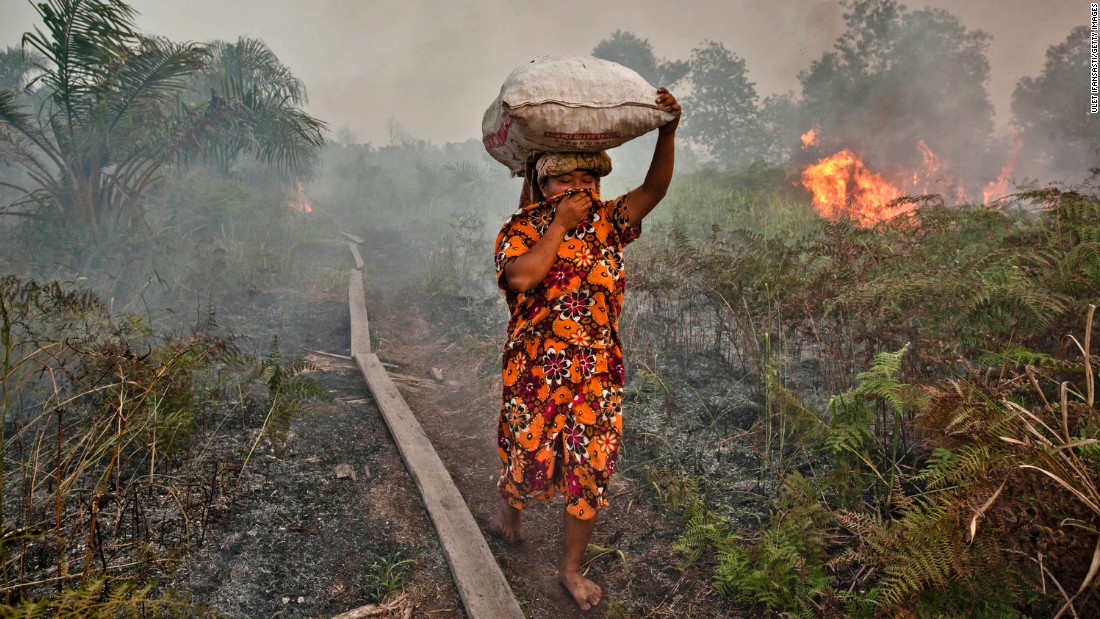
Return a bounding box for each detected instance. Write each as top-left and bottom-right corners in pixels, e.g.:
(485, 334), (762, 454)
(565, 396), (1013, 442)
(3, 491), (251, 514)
(0, 0), (211, 235)
(799, 0), (995, 183)
(187, 37), (325, 176)
(0, 46), (43, 206)
(681, 41), (765, 170)
(0, 46), (43, 92)
(592, 30), (689, 88)
(334, 125), (358, 147)
(1012, 26), (1100, 180)
(758, 92), (807, 164)
(0, 0), (325, 238)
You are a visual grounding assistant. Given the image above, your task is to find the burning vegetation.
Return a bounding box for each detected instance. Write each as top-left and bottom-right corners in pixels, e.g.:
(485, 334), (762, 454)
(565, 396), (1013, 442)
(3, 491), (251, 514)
(801, 148), (905, 226)
(799, 126), (818, 150)
(798, 129), (1028, 227)
(289, 181), (314, 213)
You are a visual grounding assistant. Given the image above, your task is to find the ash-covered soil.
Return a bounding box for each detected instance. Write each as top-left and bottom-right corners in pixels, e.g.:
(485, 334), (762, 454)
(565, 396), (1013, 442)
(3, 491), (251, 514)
(166, 238), (462, 618)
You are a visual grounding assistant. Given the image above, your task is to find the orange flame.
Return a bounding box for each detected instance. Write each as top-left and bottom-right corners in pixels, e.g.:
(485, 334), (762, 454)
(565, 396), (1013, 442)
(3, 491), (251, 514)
(982, 135), (1024, 204)
(908, 139), (941, 194)
(800, 127), (818, 150)
(801, 150), (909, 227)
(289, 181), (313, 213)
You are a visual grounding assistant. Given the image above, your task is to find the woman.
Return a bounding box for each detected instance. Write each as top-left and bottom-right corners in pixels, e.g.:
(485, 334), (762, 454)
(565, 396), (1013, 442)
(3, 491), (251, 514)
(492, 88), (680, 611)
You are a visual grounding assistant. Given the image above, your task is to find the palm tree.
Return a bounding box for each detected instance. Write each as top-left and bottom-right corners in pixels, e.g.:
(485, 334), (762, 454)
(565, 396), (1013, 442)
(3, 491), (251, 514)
(0, 0), (325, 239)
(0, 45), (44, 92)
(0, 0), (209, 235)
(187, 37), (326, 178)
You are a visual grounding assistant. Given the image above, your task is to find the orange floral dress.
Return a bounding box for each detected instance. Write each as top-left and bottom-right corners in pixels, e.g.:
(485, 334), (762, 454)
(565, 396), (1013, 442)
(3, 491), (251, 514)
(494, 190), (640, 520)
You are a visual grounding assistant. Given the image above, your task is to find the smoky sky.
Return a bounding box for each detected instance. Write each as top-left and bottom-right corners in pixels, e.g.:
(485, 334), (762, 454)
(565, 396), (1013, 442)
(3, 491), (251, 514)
(0, 0), (1087, 146)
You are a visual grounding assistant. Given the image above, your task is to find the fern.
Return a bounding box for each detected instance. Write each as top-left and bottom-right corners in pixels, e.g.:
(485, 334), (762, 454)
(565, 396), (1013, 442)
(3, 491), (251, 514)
(0, 577), (219, 618)
(249, 337), (328, 455)
(673, 507), (732, 563)
(912, 447), (958, 490)
(912, 445), (996, 490)
(853, 344), (920, 415)
(825, 393), (873, 455)
(712, 474), (833, 616)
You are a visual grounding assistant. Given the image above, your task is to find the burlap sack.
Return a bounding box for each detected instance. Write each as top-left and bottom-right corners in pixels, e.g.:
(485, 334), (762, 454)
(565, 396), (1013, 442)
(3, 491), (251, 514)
(483, 55), (676, 175)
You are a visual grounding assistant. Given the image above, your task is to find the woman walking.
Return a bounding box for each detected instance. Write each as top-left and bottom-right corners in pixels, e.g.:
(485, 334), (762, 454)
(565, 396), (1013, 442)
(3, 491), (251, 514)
(493, 87), (681, 611)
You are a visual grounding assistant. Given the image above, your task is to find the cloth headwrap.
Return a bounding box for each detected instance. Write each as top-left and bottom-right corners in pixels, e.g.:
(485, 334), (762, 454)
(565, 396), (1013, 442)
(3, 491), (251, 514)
(519, 151), (612, 208)
(535, 152), (612, 183)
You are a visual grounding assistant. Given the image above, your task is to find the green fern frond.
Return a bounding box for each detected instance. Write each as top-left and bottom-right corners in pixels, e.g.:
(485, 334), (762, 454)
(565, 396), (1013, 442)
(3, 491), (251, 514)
(912, 448), (958, 489)
(853, 345), (910, 413)
(674, 508), (733, 562)
(977, 345), (1057, 370)
(711, 473), (833, 615)
(826, 416), (872, 455)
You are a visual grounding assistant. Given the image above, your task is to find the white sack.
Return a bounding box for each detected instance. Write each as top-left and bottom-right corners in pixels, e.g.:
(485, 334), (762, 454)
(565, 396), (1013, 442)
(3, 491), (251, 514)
(483, 55), (675, 175)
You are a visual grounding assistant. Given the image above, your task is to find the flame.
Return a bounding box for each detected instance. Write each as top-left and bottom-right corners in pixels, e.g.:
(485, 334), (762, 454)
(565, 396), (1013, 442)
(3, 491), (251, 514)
(800, 132), (1028, 227)
(289, 181), (313, 213)
(800, 127), (818, 150)
(908, 139), (941, 195)
(801, 149), (909, 227)
(982, 135), (1024, 204)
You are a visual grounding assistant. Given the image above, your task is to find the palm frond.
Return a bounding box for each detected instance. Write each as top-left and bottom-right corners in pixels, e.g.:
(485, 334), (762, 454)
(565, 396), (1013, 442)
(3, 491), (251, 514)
(0, 88), (32, 127)
(202, 36), (308, 104)
(104, 36), (210, 133)
(23, 0), (138, 120)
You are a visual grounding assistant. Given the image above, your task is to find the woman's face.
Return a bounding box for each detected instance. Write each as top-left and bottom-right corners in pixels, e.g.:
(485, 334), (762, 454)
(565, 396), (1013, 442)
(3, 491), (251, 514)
(541, 169), (597, 196)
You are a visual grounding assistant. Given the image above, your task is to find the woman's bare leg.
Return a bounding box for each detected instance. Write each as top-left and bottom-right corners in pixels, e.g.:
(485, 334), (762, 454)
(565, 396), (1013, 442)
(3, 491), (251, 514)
(559, 510), (601, 610)
(497, 498), (524, 544)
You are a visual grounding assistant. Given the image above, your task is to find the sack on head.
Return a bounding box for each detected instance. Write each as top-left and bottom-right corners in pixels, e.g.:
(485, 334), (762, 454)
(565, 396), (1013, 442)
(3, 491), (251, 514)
(483, 55), (675, 175)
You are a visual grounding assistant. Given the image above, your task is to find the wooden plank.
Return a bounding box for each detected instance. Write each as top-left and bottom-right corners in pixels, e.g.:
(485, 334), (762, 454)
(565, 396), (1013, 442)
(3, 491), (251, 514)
(339, 230), (364, 244)
(348, 273), (371, 358)
(347, 241), (365, 270)
(355, 352), (524, 619)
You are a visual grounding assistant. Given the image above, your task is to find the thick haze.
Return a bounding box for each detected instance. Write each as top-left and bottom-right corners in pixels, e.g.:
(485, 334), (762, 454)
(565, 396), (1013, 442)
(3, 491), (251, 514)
(0, 0), (1086, 146)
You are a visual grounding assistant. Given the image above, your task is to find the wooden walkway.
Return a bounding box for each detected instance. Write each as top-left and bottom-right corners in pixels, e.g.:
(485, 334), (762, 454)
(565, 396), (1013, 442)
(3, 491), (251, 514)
(342, 234), (524, 619)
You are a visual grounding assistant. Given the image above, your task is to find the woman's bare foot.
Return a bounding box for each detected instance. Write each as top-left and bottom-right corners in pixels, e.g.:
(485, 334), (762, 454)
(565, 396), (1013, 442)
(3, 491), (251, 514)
(559, 568), (602, 611)
(497, 500), (524, 544)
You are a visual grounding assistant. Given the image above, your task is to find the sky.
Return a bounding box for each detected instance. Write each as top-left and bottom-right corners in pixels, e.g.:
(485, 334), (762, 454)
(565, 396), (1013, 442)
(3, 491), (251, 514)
(0, 0), (1087, 146)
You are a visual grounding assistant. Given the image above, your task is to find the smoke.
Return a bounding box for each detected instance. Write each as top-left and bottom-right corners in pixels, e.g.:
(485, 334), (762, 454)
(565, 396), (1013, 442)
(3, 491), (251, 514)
(0, 0), (1084, 150)
(0, 0), (1089, 195)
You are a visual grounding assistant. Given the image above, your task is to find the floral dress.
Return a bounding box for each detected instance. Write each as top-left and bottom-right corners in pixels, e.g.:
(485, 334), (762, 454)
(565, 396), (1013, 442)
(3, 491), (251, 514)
(494, 189), (640, 520)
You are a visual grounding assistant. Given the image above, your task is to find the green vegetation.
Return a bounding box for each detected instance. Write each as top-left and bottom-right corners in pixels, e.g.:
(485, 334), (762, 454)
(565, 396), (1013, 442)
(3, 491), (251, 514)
(623, 177), (1100, 616)
(359, 550), (415, 605)
(242, 338), (328, 464)
(0, 2), (334, 614)
(0, 0), (324, 239)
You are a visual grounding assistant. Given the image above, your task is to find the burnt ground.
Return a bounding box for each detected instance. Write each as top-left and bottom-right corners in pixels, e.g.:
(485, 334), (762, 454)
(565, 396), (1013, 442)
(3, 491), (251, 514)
(167, 238), (462, 618)
(168, 226), (754, 617)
